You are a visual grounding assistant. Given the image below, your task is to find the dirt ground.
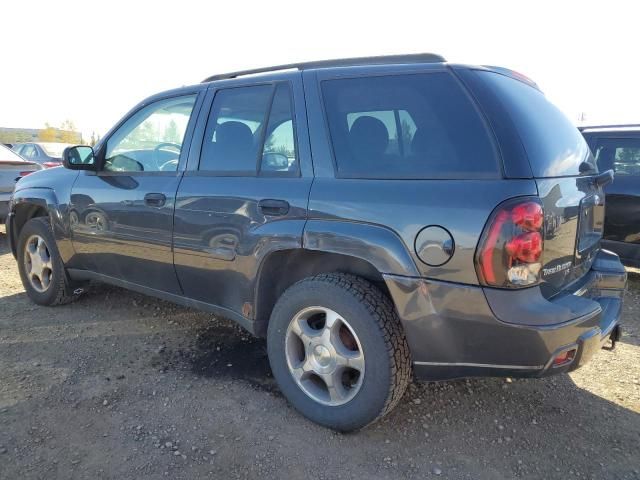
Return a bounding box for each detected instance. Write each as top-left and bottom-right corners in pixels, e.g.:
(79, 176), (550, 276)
(0, 226), (639, 480)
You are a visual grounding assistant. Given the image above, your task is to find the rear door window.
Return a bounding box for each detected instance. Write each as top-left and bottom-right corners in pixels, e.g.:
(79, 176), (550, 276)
(260, 84), (298, 175)
(593, 137), (640, 176)
(321, 72), (499, 179)
(475, 71), (594, 177)
(200, 83), (298, 176)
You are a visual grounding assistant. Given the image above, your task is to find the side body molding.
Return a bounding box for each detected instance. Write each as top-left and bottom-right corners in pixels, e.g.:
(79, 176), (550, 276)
(302, 220), (420, 277)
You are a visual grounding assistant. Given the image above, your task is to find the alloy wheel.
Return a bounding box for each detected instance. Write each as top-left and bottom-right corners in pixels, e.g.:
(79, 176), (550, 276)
(285, 306), (365, 406)
(23, 234), (53, 293)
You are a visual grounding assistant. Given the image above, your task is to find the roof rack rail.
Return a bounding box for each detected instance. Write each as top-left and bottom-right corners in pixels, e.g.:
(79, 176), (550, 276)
(202, 53), (446, 83)
(579, 123), (640, 131)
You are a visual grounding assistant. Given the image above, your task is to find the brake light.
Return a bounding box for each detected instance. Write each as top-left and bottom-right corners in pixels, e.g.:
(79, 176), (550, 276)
(511, 202), (543, 231)
(505, 232), (542, 263)
(18, 171), (33, 177)
(476, 198), (544, 288)
(43, 161), (61, 168)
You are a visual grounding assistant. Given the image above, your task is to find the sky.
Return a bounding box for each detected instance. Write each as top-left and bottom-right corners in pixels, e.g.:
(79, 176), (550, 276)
(1, 0), (639, 140)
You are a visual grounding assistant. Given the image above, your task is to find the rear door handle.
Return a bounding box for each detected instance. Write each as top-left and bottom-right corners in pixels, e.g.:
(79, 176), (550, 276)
(144, 193), (166, 207)
(258, 199), (289, 216)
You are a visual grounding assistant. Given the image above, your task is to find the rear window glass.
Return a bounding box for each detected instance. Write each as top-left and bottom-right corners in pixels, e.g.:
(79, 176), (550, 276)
(321, 73), (499, 179)
(476, 71), (594, 177)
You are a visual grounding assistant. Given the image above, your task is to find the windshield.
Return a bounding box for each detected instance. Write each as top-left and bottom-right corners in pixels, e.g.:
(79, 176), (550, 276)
(0, 143), (28, 162)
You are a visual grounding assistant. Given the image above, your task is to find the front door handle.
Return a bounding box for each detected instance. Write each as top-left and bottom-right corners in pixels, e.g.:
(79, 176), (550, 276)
(258, 199), (289, 216)
(144, 193), (166, 207)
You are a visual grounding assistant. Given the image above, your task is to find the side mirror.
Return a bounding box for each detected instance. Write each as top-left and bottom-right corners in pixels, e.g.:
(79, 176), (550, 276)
(62, 145), (96, 170)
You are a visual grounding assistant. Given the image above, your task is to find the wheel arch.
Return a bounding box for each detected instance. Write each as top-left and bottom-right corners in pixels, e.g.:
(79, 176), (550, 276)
(8, 189), (58, 258)
(302, 220), (420, 277)
(253, 249), (397, 337)
(252, 220), (419, 337)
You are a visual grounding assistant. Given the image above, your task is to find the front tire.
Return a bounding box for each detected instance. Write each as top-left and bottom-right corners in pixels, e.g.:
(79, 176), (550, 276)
(17, 217), (75, 306)
(267, 273), (411, 431)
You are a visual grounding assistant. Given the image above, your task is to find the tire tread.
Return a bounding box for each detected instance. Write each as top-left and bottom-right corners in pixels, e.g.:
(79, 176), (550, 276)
(18, 217), (75, 306)
(283, 273), (411, 427)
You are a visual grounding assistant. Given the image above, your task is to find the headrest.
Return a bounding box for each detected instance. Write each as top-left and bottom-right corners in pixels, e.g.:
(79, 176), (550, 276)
(349, 116), (389, 157)
(216, 121), (253, 147)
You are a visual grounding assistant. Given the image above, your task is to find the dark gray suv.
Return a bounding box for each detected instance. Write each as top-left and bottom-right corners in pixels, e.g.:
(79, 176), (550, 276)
(5, 54), (626, 431)
(581, 125), (640, 267)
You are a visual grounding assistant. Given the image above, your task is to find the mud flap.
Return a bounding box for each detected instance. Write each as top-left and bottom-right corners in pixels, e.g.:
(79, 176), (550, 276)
(603, 325), (622, 351)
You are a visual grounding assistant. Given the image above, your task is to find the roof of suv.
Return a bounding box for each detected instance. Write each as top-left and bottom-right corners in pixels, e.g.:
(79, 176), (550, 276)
(131, 54), (546, 107)
(201, 53), (447, 83)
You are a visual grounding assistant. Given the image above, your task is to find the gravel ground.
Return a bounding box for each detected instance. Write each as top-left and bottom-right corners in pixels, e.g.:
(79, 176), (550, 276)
(1, 226), (639, 480)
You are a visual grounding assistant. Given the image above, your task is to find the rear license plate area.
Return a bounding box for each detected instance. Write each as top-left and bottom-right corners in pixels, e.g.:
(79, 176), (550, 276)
(576, 193), (604, 262)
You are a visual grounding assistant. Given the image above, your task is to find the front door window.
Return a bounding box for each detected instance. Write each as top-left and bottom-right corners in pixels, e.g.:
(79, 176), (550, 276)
(104, 95), (197, 172)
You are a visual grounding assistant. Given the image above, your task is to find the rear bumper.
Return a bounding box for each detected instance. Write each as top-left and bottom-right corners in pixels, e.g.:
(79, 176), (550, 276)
(0, 201), (8, 222)
(385, 249), (626, 381)
(0, 192), (10, 222)
(4, 210), (17, 257)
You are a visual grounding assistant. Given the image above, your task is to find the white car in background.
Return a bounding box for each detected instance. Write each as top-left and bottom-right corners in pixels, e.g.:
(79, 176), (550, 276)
(0, 144), (41, 222)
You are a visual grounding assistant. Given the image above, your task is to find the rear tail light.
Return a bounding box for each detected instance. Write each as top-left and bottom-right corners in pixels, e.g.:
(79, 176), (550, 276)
(18, 171), (33, 177)
(476, 197), (544, 288)
(43, 161), (61, 168)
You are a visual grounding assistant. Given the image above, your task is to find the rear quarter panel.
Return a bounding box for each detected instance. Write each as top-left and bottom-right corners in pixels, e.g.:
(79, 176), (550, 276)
(307, 178), (537, 282)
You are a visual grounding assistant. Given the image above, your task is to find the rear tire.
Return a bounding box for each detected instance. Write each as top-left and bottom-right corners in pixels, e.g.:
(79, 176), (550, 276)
(17, 217), (75, 306)
(267, 273), (411, 431)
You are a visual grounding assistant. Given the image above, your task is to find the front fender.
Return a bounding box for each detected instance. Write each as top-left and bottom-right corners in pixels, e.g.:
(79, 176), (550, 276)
(9, 188), (74, 263)
(303, 220), (420, 277)
(11, 187), (58, 214)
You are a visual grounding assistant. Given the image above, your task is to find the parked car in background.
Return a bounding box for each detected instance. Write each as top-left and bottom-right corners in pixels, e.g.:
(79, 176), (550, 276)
(5, 54), (626, 431)
(581, 125), (640, 267)
(12, 142), (73, 168)
(0, 144), (41, 222)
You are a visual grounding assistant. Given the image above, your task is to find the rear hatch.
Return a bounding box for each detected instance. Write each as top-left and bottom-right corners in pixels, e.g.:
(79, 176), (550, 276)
(536, 175), (605, 296)
(467, 69), (607, 296)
